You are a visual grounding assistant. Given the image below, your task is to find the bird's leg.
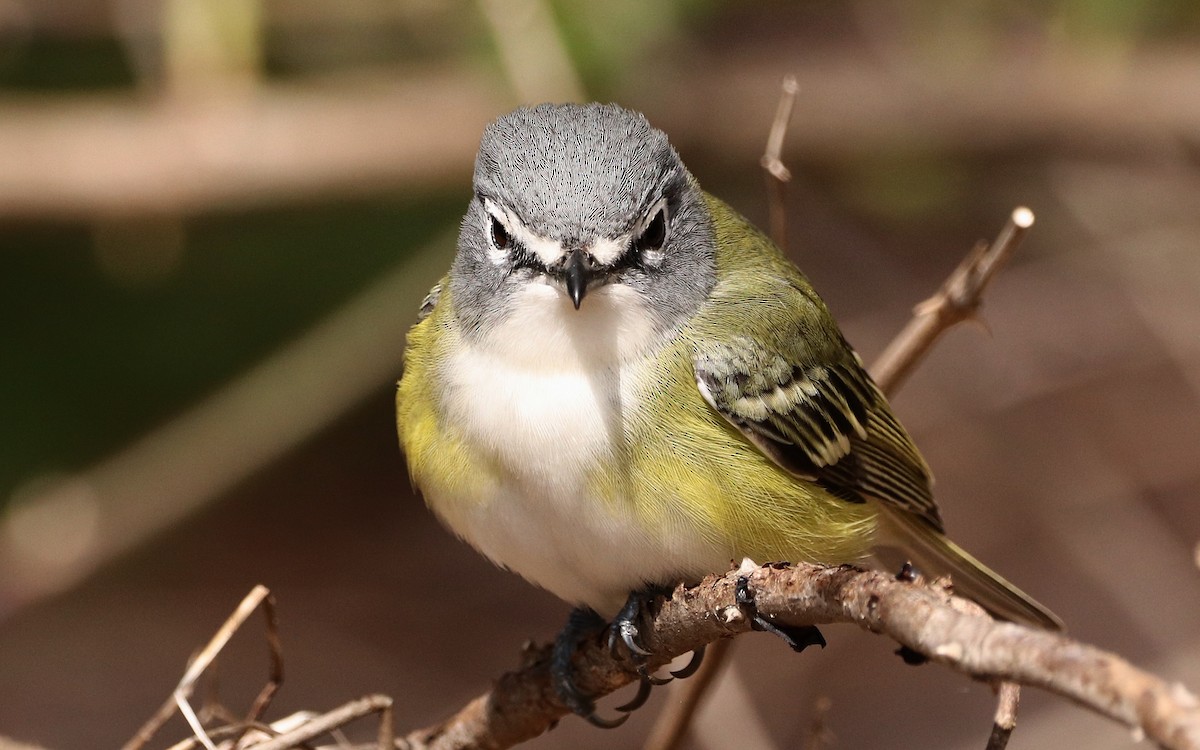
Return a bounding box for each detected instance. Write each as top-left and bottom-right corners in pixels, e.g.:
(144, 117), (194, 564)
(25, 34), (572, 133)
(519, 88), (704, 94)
(605, 585), (671, 718)
(553, 588), (717, 726)
(608, 589), (655, 660)
(735, 575), (826, 652)
(552, 607), (629, 728)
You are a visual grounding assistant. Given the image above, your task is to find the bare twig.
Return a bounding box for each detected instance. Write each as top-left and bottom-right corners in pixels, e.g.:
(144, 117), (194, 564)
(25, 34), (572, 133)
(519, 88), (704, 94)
(871, 207), (1035, 393)
(244, 695), (395, 750)
(402, 563), (1200, 750)
(160, 698), (396, 750)
(986, 682), (1021, 750)
(123, 585), (280, 750)
(761, 74), (800, 250)
(127, 588), (395, 750)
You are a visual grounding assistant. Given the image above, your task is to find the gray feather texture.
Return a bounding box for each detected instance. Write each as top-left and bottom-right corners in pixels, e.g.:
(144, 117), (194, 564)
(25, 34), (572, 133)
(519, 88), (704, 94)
(475, 104), (677, 240)
(449, 103), (716, 338)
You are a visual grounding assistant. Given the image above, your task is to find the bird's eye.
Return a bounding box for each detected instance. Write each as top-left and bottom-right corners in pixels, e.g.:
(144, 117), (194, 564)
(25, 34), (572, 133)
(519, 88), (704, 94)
(490, 216), (511, 250)
(638, 208), (666, 251)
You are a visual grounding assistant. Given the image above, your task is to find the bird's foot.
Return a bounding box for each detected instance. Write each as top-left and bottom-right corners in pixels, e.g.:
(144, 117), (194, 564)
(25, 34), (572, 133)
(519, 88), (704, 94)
(608, 586), (707, 685)
(608, 587), (668, 687)
(735, 575), (826, 652)
(552, 588), (712, 727)
(552, 608), (629, 728)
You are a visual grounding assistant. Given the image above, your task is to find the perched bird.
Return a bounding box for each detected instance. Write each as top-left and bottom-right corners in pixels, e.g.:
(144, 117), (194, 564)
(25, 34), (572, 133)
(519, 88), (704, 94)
(396, 103), (1061, 724)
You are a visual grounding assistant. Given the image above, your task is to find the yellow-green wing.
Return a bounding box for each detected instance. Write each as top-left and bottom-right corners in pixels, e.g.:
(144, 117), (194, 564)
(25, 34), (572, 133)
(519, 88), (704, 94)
(692, 199), (941, 531)
(691, 197), (1063, 631)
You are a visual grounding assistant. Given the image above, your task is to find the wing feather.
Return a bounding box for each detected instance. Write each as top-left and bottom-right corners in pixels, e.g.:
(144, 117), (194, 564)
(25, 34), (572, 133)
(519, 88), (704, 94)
(695, 332), (942, 531)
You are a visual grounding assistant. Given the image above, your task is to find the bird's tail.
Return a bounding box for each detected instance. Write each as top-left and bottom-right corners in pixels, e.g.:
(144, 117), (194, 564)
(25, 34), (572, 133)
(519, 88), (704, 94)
(872, 502), (1064, 631)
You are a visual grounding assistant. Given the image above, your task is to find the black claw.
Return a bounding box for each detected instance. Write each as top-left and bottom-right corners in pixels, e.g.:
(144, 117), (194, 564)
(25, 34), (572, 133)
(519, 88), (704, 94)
(584, 711), (630, 729)
(736, 575), (827, 653)
(556, 587), (688, 726)
(896, 561), (919, 582)
(640, 663), (673, 686)
(895, 645), (929, 666)
(619, 619), (651, 657)
(669, 646), (707, 679)
(758, 620), (826, 653)
(610, 590), (657, 659)
(551, 602), (666, 728)
(781, 624), (827, 651)
(614, 676), (653, 713)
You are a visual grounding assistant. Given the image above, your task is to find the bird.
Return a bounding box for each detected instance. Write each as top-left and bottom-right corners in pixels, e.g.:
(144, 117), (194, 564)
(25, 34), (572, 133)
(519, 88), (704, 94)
(396, 102), (1062, 725)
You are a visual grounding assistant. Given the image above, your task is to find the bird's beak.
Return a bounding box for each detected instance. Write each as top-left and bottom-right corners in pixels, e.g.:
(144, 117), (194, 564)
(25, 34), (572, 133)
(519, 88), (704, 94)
(564, 247), (589, 310)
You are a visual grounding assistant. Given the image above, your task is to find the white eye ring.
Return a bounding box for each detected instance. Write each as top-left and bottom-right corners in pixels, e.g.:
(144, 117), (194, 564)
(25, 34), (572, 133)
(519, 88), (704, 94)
(481, 198), (517, 264)
(488, 214), (511, 251)
(637, 199), (669, 266)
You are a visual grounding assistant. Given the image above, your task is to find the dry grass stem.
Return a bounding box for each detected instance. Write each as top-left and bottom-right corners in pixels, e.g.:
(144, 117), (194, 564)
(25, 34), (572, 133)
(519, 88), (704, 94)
(123, 585), (280, 750)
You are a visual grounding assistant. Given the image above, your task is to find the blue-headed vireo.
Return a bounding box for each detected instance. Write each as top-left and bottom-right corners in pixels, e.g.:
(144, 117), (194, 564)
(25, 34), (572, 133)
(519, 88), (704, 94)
(397, 103), (1061, 725)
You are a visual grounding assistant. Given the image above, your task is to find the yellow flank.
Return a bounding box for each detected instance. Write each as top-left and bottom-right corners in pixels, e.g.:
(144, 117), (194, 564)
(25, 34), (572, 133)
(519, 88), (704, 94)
(591, 381), (878, 565)
(396, 284), (496, 506)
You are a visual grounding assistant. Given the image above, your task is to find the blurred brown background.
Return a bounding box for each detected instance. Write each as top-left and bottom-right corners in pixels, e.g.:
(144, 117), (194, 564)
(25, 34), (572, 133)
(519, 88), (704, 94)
(1, 1), (1199, 748)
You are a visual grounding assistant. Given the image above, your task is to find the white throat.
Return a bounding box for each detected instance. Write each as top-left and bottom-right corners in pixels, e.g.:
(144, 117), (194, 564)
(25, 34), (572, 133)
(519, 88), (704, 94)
(441, 280), (664, 494)
(472, 281), (661, 371)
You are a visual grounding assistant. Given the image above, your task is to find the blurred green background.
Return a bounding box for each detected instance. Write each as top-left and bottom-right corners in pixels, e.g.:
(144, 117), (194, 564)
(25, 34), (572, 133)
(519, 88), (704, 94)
(2, 2), (1200, 749)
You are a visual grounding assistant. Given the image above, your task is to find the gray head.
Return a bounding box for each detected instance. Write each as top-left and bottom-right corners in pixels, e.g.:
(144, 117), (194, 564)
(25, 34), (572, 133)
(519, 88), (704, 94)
(449, 103), (716, 346)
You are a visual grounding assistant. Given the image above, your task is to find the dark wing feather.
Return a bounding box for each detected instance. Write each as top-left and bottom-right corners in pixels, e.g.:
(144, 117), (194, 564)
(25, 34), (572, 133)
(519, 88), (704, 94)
(695, 334), (942, 532)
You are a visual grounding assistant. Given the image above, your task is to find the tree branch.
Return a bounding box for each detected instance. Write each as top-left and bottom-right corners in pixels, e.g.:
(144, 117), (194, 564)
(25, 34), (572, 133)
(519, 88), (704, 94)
(402, 563), (1200, 749)
(871, 206), (1034, 393)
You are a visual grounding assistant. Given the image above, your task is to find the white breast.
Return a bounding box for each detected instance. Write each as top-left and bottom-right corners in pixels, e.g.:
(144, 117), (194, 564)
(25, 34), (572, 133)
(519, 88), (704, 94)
(431, 282), (729, 614)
